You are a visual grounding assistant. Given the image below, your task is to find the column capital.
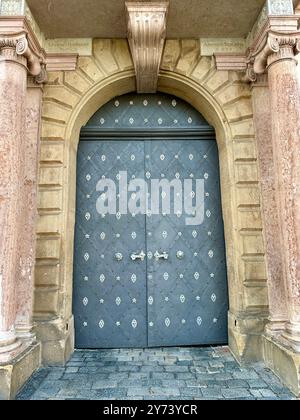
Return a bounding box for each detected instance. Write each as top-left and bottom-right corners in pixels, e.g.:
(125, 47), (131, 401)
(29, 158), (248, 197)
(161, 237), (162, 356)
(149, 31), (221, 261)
(252, 30), (300, 74)
(214, 6), (300, 84)
(0, 30), (44, 77)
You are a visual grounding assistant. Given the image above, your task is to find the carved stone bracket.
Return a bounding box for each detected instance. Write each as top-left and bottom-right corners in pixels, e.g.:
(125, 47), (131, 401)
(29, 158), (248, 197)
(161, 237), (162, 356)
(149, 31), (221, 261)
(126, 1), (169, 93)
(0, 30), (44, 77)
(45, 53), (78, 72)
(244, 53), (258, 83)
(214, 53), (247, 71)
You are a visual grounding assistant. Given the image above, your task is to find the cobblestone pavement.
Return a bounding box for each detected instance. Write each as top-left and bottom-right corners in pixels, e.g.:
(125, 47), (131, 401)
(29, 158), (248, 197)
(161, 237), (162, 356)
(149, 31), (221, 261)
(17, 347), (295, 400)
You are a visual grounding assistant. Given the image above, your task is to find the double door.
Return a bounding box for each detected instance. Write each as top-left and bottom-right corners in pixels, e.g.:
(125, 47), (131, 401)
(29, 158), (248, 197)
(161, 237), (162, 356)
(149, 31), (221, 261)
(73, 138), (228, 348)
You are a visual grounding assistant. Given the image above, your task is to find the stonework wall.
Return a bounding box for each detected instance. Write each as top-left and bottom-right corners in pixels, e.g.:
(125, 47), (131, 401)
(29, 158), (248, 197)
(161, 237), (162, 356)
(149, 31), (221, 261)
(36, 39), (268, 364)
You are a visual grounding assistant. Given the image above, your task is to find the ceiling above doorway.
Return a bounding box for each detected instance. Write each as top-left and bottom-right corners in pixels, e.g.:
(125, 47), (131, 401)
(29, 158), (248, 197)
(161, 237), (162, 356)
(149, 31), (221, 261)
(26, 0), (267, 39)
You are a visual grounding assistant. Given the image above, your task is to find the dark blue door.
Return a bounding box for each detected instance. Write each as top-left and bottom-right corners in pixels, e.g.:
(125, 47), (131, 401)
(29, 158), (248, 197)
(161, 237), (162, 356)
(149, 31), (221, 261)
(145, 139), (228, 347)
(73, 94), (229, 349)
(73, 140), (148, 348)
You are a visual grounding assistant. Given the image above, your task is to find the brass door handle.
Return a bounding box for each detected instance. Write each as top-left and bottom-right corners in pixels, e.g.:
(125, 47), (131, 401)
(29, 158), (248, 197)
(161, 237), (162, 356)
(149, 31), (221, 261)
(131, 250), (146, 261)
(154, 251), (169, 261)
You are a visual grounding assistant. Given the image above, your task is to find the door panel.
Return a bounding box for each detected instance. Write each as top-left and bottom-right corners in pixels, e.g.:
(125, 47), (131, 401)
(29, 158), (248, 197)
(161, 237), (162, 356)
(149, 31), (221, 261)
(73, 137), (228, 349)
(145, 140), (228, 347)
(73, 140), (147, 348)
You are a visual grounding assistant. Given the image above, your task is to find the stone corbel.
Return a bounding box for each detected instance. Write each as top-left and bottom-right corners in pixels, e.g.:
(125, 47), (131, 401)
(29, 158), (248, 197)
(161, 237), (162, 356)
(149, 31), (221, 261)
(0, 30), (45, 78)
(45, 53), (78, 72)
(126, 1), (169, 93)
(34, 62), (47, 84)
(214, 53), (247, 71)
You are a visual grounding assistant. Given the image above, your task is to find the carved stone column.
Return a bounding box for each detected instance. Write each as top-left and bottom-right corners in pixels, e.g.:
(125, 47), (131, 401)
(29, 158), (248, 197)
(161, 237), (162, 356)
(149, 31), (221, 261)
(251, 30), (300, 352)
(15, 72), (45, 341)
(251, 74), (288, 334)
(214, 3), (300, 394)
(265, 36), (300, 351)
(0, 31), (42, 363)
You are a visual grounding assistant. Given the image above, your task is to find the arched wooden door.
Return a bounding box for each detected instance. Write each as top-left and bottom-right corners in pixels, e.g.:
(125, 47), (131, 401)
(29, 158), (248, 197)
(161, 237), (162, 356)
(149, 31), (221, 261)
(73, 93), (229, 348)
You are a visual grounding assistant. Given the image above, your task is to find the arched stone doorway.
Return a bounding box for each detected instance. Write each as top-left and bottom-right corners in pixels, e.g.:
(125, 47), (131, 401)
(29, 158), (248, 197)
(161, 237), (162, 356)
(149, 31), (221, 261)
(72, 93), (229, 349)
(37, 43), (266, 366)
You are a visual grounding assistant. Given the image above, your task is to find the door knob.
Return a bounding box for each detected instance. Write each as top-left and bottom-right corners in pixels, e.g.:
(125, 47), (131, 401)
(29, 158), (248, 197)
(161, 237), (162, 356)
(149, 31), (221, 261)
(131, 250), (146, 261)
(154, 251), (169, 261)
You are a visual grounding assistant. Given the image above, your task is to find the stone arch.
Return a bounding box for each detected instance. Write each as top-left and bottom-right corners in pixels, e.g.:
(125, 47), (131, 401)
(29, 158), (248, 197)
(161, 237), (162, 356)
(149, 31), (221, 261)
(36, 39), (267, 364)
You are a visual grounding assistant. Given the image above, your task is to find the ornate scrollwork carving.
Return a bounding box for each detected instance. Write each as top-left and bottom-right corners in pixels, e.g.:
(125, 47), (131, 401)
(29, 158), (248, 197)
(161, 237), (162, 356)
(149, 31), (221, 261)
(225, 10), (300, 85)
(34, 64), (47, 85)
(267, 35), (281, 53)
(244, 51), (258, 83)
(246, 64), (258, 83)
(0, 31), (42, 76)
(251, 31), (300, 76)
(15, 36), (28, 55)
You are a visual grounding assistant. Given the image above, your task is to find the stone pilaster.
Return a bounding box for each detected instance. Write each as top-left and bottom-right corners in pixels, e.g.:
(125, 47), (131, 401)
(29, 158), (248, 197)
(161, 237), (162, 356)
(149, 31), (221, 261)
(248, 22), (300, 352)
(251, 74), (288, 335)
(15, 72), (45, 342)
(264, 35), (300, 352)
(213, 3), (300, 395)
(0, 31), (42, 364)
